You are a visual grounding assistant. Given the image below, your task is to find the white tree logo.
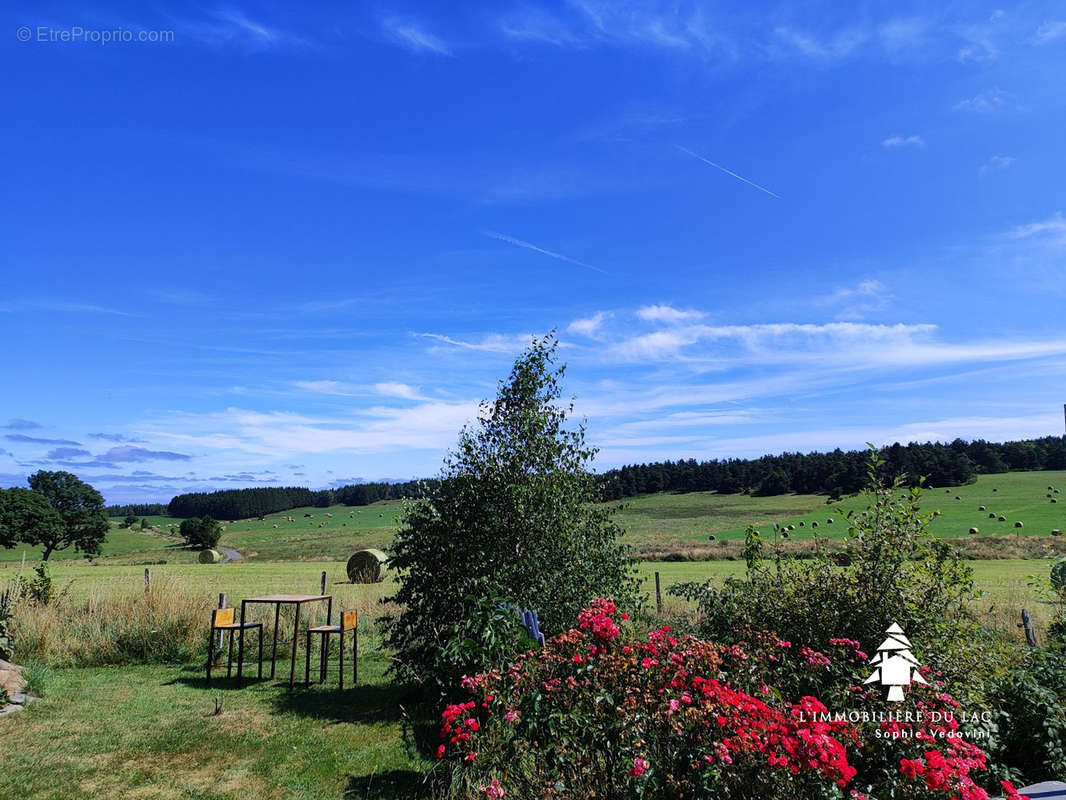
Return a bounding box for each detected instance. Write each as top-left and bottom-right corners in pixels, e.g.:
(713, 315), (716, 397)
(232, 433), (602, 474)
(863, 623), (928, 701)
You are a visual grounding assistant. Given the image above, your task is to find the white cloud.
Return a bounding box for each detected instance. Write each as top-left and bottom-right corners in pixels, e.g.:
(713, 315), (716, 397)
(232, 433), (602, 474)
(176, 8), (316, 51)
(979, 154), (1016, 175)
(1005, 213), (1066, 241)
(413, 332), (536, 353)
(819, 279), (892, 320)
(953, 88), (1007, 112)
(568, 311), (611, 338)
(636, 304), (706, 324)
(374, 382), (422, 400)
(1035, 21), (1066, 44)
(292, 380), (356, 396)
(145, 402), (479, 457)
(881, 134), (925, 149)
(771, 26), (868, 60)
(382, 18), (452, 55)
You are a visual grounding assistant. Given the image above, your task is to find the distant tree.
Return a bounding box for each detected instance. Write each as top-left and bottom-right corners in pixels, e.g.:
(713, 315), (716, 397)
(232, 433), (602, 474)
(24, 471), (109, 561)
(384, 333), (638, 691)
(123, 514), (138, 528)
(0, 488), (62, 551)
(179, 515), (221, 549)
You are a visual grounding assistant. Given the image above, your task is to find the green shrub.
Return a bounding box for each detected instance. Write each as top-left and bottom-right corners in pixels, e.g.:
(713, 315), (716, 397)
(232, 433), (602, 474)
(384, 334), (638, 693)
(439, 599), (1006, 800)
(987, 648), (1066, 783)
(179, 515), (221, 549)
(670, 449), (981, 689)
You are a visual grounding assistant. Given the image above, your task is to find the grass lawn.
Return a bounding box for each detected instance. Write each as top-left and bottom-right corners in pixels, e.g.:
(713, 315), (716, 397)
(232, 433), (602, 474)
(0, 657), (434, 799)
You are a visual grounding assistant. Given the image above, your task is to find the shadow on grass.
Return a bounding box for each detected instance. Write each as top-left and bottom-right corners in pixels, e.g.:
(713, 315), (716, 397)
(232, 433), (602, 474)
(269, 680), (413, 725)
(343, 769), (437, 800)
(167, 672), (274, 691)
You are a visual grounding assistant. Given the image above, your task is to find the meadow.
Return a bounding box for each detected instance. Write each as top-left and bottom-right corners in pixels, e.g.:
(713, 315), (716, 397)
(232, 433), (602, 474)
(4, 472), (1065, 799)
(3, 470), (1063, 567)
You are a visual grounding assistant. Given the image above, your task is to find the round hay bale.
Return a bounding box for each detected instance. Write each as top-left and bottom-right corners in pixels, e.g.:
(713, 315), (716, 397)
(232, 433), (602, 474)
(954, 495), (961, 500)
(988, 513), (997, 518)
(811, 521), (819, 528)
(997, 516), (1006, 522)
(798, 521), (805, 527)
(978, 506), (986, 511)
(993, 488), (998, 492)
(1052, 529), (1063, 536)
(1014, 521), (1024, 528)
(1053, 498), (1059, 504)
(347, 549), (389, 583)
(198, 549), (222, 564)
(969, 527), (979, 535)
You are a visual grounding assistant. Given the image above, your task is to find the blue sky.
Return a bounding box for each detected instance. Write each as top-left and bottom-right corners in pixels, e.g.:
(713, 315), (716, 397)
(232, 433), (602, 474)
(3, 1), (1066, 503)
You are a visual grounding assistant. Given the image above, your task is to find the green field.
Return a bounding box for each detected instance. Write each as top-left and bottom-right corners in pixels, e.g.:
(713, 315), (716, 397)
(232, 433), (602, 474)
(6, 557), (1056, 638)
(2, 470), (1063, 569)
(616, 469), (1066, 554)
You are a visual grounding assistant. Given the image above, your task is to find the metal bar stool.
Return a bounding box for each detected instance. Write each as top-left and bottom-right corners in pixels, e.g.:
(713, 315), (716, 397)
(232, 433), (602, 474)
(305, 609), (358, 689)
(206, 607), (263, 686)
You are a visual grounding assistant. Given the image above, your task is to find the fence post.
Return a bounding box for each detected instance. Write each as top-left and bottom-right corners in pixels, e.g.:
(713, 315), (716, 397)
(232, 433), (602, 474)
(320, 571), (327, 596)
(216, 593), (227, 654)
(1021, 609), (1037, 647)
(144, 568), (151, 593)
(655, 571), (662, 615)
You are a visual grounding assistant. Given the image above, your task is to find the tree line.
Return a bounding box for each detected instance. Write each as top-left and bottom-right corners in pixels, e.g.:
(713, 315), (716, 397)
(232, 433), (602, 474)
(595, 436), (1066, 500)
(161, 435), (1066, 519)
(104, 502), (168, 518)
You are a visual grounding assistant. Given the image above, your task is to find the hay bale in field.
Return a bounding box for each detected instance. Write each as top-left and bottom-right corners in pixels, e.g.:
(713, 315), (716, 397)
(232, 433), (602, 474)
(347, 549), (389, 583)
(978, 506), (986, 511)
(826, 518), (834, 524)
(1052, 498), (1058, 504)
(1014, 521), (1024, 528)
(993, 488), (998, 492)
(798, 521), (805, 527)
(811, 521), (819, 528)
(997, 515), (1006, 522)
(1052, 529), (1063, 537)
(969, 527), (979, 535)
(989, 513), (996, 518)
(954, 495), (961, 500)
(198, 549), (222, 564)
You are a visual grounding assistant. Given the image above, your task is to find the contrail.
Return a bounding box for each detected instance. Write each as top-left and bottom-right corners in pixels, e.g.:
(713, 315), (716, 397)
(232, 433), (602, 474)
(482, 230), (608, 275)
(673, 145), (781, 199)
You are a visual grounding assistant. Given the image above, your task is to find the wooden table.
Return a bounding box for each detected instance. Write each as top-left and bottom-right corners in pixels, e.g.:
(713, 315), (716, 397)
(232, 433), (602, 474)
(236, 594), (332, 688)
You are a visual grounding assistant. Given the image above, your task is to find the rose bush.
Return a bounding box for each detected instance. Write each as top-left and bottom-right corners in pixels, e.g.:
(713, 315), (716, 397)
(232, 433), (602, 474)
(437, 600), (1025, 800)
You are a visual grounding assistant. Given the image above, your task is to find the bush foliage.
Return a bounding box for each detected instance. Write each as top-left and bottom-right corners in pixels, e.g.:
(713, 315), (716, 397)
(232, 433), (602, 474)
(438, 599), (1022, 800)
(384, 334), (638, 692)
(670, 450), (982, 684)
